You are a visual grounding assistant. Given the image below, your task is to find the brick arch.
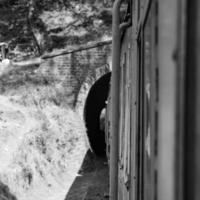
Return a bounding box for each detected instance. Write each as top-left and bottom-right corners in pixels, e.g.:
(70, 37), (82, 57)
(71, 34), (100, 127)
(37, 42), (111, 109)
(82, 71), (111, 156)
(75, 63), (110, 116)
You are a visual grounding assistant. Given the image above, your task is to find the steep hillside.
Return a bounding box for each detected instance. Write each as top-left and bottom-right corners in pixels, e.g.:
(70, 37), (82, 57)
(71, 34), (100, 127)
(0, 75), (88, 200)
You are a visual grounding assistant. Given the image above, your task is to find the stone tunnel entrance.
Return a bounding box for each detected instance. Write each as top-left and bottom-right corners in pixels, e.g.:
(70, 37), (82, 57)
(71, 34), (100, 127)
(83, 72), (111, 156)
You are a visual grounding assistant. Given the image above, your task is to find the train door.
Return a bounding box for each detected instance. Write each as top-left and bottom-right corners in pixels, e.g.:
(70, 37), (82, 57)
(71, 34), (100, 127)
(136, 1), (158, 200)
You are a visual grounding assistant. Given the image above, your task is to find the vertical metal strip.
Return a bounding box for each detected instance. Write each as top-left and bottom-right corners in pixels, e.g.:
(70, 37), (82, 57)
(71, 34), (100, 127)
(110, 0), (121, 200)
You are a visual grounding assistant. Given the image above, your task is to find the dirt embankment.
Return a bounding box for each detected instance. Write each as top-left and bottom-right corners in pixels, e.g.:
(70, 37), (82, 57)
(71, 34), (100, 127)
(0, 64), (89, 200)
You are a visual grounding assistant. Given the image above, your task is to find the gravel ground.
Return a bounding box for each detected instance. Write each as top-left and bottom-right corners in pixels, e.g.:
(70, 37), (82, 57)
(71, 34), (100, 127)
(65, 150), (109, 200)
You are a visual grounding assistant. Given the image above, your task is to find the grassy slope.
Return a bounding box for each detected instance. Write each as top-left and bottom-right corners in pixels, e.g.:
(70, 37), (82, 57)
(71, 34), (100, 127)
(0, 67), (88, 200)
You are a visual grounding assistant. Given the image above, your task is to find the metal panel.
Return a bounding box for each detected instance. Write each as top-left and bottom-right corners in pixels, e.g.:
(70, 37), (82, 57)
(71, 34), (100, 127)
(118, 27), (132, 200)
(139, 2), (158, 200)
(143, 8), (153, 200)
(157, 0), (178, 200)
(130, 1), (140, 200)
(175, 0), (186, 200)
(133, 2), (159, 200)
(184, 0), (200, 199)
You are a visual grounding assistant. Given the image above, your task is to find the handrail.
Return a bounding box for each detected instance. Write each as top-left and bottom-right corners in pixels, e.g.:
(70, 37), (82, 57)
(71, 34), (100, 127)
(110, 0), (122, 200)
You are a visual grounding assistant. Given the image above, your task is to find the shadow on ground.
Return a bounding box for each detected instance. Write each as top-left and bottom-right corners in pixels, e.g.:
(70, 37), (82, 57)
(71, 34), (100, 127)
(65, 150), (109, 200)
(0, 181), (17, 200)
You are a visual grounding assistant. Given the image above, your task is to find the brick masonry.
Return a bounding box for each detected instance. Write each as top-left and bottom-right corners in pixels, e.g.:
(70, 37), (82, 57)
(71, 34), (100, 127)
(38, 44), (112, 109)
(0, 43), (111, 120)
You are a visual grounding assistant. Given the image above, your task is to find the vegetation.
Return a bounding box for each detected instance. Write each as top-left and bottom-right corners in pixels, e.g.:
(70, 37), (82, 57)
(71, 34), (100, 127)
(0, 0), (113, 58)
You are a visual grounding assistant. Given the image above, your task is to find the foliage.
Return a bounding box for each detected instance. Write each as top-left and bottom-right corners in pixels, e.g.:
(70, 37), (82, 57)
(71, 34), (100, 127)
(0, 0), (113, 57)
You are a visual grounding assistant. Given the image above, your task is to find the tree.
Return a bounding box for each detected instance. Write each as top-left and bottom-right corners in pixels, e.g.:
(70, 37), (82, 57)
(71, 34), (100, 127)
(0, 0), (113, 58)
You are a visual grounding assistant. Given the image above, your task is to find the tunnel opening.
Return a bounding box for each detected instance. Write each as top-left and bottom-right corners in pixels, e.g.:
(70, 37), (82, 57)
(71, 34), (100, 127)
(84, 72), (111, 157)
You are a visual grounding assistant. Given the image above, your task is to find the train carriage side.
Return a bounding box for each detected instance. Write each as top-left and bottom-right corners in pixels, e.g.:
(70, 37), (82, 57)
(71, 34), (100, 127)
(108, 0), (200, 200)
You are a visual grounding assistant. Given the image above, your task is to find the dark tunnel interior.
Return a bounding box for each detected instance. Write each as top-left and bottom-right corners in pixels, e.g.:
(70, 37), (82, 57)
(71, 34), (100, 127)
(84, 72), (111, 156)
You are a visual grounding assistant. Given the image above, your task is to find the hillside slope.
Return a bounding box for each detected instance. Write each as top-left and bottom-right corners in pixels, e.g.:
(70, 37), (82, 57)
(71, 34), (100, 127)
(0, 70), (88, 200)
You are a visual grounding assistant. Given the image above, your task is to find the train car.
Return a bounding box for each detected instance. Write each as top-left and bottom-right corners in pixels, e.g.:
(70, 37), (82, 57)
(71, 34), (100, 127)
(108, 0), (200, 200)
(84, 0), (200, 200)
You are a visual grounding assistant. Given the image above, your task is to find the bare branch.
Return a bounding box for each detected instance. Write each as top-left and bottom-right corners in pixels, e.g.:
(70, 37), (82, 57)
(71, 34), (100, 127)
(0, 40), (112, 79)
(42, 39), (112, 59)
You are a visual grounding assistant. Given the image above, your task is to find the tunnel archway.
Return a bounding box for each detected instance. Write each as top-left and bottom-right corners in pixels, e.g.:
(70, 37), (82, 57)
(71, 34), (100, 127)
(84, 72), (111, 156)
